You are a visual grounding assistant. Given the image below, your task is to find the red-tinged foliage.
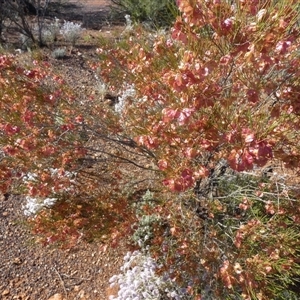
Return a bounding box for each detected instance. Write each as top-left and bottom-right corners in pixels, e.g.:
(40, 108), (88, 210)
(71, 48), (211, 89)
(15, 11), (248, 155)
(0, 55), (86, 197)
(97, 0), (300, 193)
(29, 190), (137, 248)
(1, 0), (300, 298)
(96, 0), (300, 298)
(0, 52), (155, 251)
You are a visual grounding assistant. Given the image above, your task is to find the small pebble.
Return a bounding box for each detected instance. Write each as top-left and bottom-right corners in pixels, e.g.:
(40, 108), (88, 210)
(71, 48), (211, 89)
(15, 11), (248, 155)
(2, 289), (10, 296)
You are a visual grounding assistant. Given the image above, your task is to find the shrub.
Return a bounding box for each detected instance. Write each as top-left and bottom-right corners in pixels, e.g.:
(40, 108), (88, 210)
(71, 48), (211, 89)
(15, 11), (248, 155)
(110, 0), (178, 28)
(38, 18), (61, 45)
(96, 0), (300, 298)
(0, 52), (153, 247)
(97, 0), (300, 194)
(0, 54), (85, 195)
(131, 190), (164, 248)
(60, 21), (83, 45)
(52, 47), (67, 59)
(109, 250), (190, 299)
(1, 0), (300, 298)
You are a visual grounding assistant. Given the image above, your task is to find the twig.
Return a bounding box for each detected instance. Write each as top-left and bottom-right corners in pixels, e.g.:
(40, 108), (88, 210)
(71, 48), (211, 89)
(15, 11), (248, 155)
(53, 266), (68, 299)
(61, 274), (92, 287)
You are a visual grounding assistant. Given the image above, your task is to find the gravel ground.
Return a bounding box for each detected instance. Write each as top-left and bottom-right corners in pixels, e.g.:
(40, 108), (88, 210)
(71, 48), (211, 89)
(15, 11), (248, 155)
(0, 194), (127, 300)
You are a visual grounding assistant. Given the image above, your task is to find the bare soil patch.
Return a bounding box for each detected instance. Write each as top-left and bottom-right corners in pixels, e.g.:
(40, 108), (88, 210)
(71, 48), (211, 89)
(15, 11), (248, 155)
(0, 195), (127, 300)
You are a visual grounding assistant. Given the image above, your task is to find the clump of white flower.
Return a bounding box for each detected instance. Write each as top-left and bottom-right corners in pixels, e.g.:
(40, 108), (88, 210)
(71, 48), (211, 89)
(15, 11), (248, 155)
(52, 47), (67, 59)
(109, 251), (189, 300)
(96, 81), (107, 96)
(23, 168), (76, 186)
(41, 29), (55, 44)
(23, 196), (57, 216)
(49, 168), (76, 180)
(125, 15), (133, 28)
(115, 84), (136, 114)
(60, 20), (83, 45)
(122, 14), (133, 35)
(22, 168), (77, 216)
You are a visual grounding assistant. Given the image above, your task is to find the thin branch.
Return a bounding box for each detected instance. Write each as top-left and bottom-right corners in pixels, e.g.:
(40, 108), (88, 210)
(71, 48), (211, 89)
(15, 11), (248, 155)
(53, 266), (68, 298)
(85, 126), (156, 159)
(84, 146), (158, 171)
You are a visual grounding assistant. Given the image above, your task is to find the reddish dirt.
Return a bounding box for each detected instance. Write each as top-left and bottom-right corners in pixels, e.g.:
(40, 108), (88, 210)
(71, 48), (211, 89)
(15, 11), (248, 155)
(0, 195), (127, 300)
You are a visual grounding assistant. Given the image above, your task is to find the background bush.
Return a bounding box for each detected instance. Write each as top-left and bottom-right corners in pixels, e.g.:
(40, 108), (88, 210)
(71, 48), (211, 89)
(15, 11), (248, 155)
(110, 0), (178, 28)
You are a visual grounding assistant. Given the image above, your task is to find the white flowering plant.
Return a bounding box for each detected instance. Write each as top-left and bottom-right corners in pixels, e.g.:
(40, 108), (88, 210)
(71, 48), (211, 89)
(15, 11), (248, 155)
(22, 168), (76, 217)
(60, 21), (83, 45)
(23, 196), (57, 217)
(115, 84), (136, 115)
(121, 14), (134, 35)
(52, 47), (67, 59)
(109, 251), (190, 300)
(41, 18), (61, 45)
